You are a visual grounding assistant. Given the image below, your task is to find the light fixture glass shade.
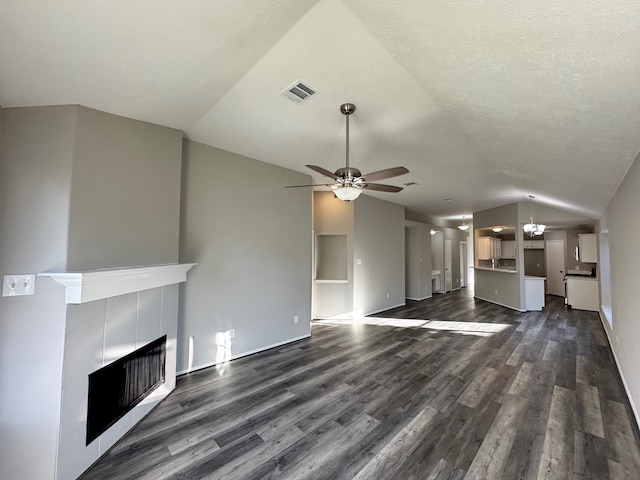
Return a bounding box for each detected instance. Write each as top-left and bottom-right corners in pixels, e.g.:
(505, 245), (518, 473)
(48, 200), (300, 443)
(524, 217), (546, 237)
(430, 229), (437, 235)
(333, 185), (362, 202)
(492, 226), (503, 233)
(458, 225), (470, 231)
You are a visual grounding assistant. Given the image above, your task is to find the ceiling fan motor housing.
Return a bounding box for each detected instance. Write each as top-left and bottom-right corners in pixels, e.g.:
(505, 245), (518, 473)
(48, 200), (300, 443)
(335, 167), (362, 179)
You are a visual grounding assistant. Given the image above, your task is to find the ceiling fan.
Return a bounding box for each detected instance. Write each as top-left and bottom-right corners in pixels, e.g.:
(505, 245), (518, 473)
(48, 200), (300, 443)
(286, 103), (409, 201)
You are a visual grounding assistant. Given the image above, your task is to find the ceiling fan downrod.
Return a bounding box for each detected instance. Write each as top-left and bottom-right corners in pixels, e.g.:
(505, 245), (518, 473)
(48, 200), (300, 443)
(339, 103), (359, 178)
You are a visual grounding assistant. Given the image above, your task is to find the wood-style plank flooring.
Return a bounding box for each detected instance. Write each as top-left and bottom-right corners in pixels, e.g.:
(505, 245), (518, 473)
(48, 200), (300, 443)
(80, 288), (640, 479)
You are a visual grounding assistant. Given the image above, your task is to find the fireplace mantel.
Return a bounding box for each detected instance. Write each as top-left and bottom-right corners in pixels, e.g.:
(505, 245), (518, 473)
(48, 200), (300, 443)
(39, 263), (197, 304)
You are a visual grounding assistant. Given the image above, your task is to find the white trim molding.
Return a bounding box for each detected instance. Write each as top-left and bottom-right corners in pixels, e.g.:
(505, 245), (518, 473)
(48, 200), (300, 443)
(39, 263), (197, 304)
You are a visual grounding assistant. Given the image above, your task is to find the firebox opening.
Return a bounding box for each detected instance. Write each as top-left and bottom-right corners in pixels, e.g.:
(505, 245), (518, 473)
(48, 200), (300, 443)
(86, 335), (166, 445)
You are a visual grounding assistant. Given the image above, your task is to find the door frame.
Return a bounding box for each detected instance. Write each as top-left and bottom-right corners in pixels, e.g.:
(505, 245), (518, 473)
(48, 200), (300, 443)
(459, 241), (467, 288)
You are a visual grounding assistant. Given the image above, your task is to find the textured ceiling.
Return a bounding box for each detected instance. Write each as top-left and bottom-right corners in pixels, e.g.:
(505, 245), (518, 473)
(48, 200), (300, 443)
(1, 0), (639, 222)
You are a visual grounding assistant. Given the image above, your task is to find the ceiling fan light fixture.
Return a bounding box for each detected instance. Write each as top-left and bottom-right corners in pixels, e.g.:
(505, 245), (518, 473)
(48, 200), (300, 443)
(458, 216), (470, 231)
(332, 185), (362, 202)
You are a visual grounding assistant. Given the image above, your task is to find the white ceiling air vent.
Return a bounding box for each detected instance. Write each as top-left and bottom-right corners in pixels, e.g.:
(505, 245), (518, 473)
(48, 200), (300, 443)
(280, 80), (318, 104)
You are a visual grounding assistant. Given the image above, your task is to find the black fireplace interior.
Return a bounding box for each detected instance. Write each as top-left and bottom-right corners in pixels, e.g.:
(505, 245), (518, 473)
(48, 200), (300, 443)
(86, 335), (166, 445)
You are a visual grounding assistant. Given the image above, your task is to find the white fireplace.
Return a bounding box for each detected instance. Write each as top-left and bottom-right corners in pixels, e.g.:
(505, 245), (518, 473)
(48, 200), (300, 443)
(39, 263), (195, 480)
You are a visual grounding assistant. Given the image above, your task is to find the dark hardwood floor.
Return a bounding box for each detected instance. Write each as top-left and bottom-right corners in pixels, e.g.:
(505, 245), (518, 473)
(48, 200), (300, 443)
(80, 288), (640, 479)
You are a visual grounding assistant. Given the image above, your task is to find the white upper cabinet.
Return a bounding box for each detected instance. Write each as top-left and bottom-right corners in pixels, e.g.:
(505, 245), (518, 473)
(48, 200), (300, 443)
(501, 240), (516, 259)
(578, 233), (597, 263)
(477, 237), (501, 260)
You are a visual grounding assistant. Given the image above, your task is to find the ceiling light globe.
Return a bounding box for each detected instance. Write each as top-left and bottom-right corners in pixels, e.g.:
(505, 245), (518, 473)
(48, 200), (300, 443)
(333, 185), (362, 202)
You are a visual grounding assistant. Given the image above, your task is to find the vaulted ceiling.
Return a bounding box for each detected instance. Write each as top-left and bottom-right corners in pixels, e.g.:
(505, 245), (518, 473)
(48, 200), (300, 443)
(1, 0), (639, 221)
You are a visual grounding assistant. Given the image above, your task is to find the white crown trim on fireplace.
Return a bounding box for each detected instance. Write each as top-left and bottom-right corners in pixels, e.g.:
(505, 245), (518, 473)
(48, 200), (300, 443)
(39, 263), (197, 304)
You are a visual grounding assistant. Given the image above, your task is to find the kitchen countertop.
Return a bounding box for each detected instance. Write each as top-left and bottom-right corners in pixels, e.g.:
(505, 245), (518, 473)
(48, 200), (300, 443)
(474, 266), (517, 273)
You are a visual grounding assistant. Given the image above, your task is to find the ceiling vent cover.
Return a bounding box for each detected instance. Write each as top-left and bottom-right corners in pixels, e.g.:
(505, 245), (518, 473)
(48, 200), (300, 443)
(280, 80), (318, 104)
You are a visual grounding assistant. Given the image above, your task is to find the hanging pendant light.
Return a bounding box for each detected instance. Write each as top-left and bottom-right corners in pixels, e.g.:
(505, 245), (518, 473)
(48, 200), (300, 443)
(458, 216), (470, 231)
(523, 195), (546, 237)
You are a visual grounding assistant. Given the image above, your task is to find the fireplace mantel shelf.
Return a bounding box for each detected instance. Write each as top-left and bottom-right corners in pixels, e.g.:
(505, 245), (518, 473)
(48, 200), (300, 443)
(39, 263), (197, 304)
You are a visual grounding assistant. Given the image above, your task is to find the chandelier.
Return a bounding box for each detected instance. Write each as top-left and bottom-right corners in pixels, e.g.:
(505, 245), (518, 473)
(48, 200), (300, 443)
(523, 195), (545, 237)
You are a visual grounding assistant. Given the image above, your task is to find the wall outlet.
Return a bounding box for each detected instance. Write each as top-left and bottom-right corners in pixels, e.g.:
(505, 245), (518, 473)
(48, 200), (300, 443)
(386, 293), (390, 299)
(494, 289), (498, 295)
(228, 329), (235, 339)
(3, 274), (36, 297)
(294, 315), (299, 324)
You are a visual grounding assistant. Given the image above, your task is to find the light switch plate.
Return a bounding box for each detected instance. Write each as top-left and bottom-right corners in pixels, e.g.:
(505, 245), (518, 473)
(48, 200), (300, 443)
(3, 274), (36, 296)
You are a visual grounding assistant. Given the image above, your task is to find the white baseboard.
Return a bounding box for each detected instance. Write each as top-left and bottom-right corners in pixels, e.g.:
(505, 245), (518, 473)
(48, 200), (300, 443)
(364, 303), (406, 316)
(176, 334), (311, 376)
(597, 308), (640, 429)
(406, 295), (432, 301)
(474, 295), (525, 312)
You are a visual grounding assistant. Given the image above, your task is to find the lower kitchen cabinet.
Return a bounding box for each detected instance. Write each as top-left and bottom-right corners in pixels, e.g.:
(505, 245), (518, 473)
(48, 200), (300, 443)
(525, 276), (545, 311)
(566, 277), (598, 311)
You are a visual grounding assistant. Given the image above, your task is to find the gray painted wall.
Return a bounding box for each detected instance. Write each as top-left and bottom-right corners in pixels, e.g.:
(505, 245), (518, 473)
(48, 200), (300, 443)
(0, 106), (184, 479)
(405, 222), (433, 300)
(0, 106), (76, 479)
(178, 140), (312, 373)
(68, 107), (183, 270)
(473, 203), (522, 309)
(602, 151), (640, 422)
(353, 194), (405, 315)
(405, 227), (420, 299)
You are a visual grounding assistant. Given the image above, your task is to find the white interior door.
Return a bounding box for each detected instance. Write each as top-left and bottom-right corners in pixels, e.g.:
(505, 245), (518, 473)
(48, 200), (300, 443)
(445, 239), (452, 292)
(545, 239), (565, 296)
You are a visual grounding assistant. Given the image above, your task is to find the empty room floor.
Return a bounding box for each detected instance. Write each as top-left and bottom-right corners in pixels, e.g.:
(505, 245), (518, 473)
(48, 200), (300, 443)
(80, 288), (640, 479)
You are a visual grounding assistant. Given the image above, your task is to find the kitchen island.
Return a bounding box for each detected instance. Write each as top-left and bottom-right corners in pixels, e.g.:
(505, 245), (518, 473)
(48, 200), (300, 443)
(524, 276), (546, 311)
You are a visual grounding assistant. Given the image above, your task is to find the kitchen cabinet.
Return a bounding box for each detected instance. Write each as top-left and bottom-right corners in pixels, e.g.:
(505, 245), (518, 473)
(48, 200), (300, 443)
(477, 237), (501, 260)
(578, 233), (597, 263)
(525, 276), (546, 311)
(566, 277), (598, 311)
(501, 241), (516, 259)
(523, 240), (544, 249)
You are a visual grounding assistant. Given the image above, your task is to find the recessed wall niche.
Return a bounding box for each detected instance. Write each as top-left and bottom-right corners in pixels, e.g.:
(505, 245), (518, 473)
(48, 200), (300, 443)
(315, 234), (348, 281)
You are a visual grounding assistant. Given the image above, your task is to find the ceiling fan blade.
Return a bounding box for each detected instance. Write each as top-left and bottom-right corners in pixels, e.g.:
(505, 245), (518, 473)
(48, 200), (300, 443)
(285, 183), (334, 188)
(361, 166), (409, 182)
(306, 165), (339, 180)
(363, 183), (403, 193)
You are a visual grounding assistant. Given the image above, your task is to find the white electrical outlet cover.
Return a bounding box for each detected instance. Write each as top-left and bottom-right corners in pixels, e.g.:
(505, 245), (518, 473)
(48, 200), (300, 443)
(3, 274), (36, 296)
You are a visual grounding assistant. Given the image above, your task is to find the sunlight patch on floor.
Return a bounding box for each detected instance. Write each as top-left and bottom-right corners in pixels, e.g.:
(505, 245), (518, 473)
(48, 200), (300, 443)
(314, 317), (512, 337)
